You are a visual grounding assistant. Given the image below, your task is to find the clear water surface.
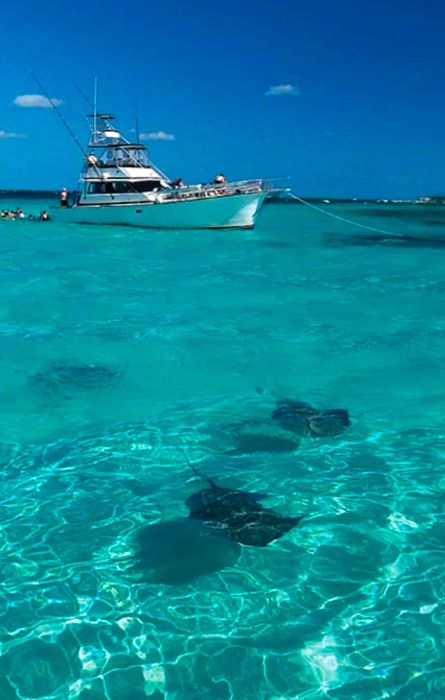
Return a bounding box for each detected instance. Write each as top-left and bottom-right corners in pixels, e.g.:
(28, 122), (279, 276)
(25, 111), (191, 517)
(1, 198), (445, 699)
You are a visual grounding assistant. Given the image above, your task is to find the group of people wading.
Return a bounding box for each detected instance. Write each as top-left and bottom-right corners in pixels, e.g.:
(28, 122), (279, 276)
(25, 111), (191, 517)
(1, 207), (50, 221)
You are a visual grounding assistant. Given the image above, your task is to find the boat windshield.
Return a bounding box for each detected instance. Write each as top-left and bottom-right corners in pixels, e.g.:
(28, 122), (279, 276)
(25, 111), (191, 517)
(87, 180), (162, 194)
(97, 146), (149, 168)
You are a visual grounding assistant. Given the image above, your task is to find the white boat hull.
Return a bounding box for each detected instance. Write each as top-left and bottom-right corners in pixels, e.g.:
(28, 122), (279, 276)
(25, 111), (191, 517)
(51, 192), (266, 230)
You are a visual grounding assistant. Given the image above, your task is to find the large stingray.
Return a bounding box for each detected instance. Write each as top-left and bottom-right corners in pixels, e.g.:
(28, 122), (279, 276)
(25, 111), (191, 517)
(186, 479), (303, 547)
(30, 362), (122, 397)
(271, 399), (350, 437)
(134, 459), (302, 584)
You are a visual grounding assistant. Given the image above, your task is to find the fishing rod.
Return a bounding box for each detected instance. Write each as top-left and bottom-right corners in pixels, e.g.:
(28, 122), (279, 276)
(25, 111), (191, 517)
(73, 81), (99, 147)
(30, 73), (89, 161)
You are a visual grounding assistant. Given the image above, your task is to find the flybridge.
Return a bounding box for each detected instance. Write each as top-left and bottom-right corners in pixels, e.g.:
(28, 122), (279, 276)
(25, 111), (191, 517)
(84, 112), (160, 173)
(88, 114), (127, 147)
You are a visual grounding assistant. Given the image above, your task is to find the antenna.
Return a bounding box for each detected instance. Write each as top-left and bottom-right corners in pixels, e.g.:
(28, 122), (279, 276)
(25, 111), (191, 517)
(135, 93), (140, 145)
(135, 115), (140, 145)
(93, 77), (98, 143)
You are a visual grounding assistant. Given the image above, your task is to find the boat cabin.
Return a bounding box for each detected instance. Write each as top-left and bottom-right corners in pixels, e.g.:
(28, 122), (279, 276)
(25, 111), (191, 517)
(78, 114), (171, 204)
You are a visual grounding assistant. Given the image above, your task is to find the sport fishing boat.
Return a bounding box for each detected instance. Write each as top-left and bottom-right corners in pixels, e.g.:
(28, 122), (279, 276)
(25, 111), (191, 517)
(53, 113), (275, 230)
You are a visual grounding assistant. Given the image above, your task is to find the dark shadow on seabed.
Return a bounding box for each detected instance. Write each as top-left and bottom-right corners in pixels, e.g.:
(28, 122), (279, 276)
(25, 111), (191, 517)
(324, 231), (445, 248)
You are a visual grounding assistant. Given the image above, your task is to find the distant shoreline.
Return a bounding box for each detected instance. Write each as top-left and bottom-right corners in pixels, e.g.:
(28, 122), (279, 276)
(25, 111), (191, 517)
(1, 190), (444, 205)
(0, 190), (58, 199)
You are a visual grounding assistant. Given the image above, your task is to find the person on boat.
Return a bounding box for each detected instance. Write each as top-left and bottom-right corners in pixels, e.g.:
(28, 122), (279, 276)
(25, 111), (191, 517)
(86, 153), (99, 167)
(60, 188), (69, 207)
(169, 177), (184, 189)
(39, 210), (50, 221)
(213, 173), (227, 185)
(59, 188), (69, 207)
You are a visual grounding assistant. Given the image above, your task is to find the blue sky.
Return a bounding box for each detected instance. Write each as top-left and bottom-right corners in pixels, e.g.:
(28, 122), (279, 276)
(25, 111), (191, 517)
(0, 0), (444, 197)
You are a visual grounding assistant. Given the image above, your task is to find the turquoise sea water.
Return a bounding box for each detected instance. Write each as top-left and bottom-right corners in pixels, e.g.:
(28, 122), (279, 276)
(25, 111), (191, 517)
(1, 199), (445, 699)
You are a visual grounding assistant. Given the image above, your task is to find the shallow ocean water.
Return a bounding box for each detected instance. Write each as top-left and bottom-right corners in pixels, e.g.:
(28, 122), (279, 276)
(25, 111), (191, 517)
(1, 199), (445, 698)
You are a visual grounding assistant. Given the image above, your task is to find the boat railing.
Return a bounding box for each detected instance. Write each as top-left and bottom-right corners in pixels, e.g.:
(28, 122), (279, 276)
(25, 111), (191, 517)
(160, 178), (271, 202)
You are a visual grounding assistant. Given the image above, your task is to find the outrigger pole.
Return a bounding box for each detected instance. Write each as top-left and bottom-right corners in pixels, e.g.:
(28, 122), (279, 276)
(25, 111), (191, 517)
(73, 80), (94, 110)
(135, 92), (140, 145)
(30, 74), (113, 197)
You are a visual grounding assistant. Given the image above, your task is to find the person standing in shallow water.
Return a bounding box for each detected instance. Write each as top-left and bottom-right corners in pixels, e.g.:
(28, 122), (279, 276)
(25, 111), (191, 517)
(60, 188), (68, 207)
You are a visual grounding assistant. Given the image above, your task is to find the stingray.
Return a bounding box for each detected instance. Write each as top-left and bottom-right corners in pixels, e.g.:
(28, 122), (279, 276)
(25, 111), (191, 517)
(133, 468), (302, 584)
(135, 518), (240, 584)
(30, 362), (121, 394)
(271, 399), (350, 437)
(186, 479), (302, 547)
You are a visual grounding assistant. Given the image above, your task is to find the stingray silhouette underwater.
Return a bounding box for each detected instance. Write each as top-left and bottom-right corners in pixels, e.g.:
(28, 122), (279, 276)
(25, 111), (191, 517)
(225, 397), (351, 455)
(29, 361), (122, 397)
(135, 466), (303, 585)
(185, 479), (302, 546)
(271, 399), (350, 437)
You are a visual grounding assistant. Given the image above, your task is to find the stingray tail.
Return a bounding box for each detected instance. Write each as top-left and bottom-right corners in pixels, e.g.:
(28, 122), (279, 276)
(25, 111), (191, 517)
(182, 451), (217, 488)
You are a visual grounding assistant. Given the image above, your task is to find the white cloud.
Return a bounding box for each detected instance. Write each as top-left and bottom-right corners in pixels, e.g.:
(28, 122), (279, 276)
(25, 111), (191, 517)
(0, 130), (25, 138)
(13, 94), (63, 108)
(266, 84), (299, 96)
(139, 130), (175, 141)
